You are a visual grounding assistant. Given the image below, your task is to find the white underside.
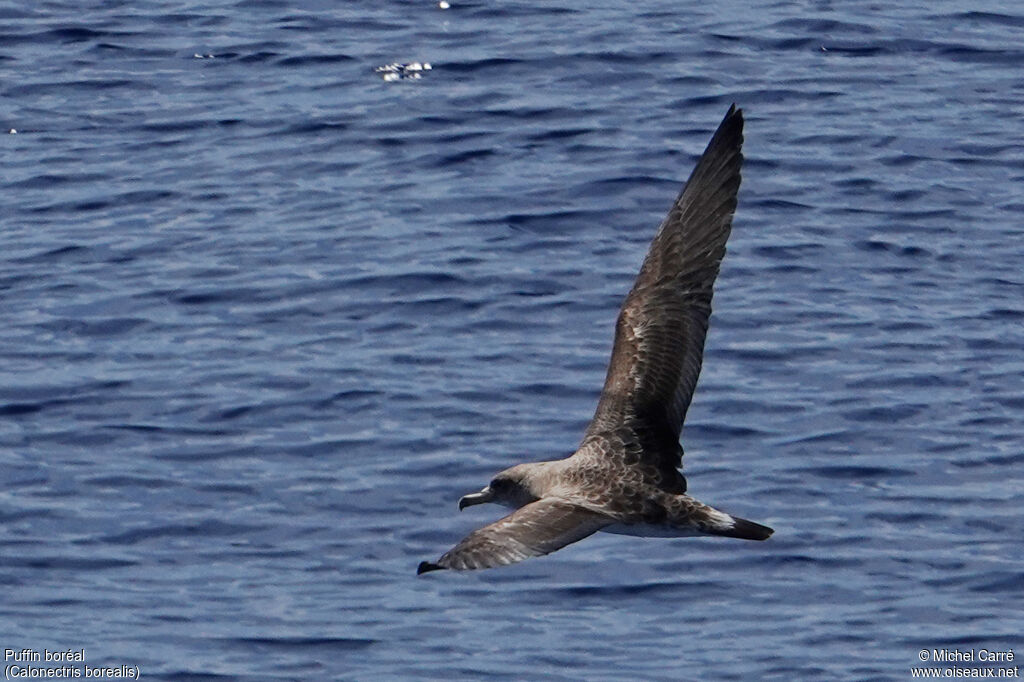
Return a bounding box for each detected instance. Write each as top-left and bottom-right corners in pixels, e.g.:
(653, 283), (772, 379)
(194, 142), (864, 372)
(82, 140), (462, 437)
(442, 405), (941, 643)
(600, 524), (703, 538)
(600, 508), (736, 537)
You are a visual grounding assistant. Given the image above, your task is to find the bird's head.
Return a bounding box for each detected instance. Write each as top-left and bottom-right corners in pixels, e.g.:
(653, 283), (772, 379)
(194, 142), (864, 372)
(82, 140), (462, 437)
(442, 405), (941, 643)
(459, 463), (544, 511)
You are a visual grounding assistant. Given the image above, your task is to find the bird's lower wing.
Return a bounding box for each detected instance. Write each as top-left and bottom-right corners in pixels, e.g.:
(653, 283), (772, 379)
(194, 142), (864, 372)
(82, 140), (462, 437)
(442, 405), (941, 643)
(418, 498), (612, 573)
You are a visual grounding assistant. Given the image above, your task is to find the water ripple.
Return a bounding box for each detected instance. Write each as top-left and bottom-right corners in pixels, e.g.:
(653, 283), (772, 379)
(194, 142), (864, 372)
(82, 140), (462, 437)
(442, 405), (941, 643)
(1, 0), (1022, 678)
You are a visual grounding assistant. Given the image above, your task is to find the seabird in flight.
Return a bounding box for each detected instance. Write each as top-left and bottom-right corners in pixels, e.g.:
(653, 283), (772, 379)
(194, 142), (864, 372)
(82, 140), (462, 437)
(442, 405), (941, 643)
(419, 105), (773, 574)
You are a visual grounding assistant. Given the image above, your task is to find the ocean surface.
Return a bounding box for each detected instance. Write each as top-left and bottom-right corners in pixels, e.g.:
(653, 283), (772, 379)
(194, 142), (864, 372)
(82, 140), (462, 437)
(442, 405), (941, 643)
(2, 1), (1022, 679)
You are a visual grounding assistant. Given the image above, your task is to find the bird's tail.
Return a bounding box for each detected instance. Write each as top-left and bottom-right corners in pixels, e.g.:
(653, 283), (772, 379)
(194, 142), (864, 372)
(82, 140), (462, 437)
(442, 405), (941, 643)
(704, 509), (774, 541)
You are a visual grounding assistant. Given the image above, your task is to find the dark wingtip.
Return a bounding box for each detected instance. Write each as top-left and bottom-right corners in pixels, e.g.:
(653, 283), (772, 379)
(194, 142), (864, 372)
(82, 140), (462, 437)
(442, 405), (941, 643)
(417, 561), (444, 575)
(684, 104), (743, 179)
(717, 103), (744, 139)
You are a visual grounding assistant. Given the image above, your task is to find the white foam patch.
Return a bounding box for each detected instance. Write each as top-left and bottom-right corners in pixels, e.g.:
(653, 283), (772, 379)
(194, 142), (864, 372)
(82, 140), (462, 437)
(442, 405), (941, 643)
(375, 62), (433, 81)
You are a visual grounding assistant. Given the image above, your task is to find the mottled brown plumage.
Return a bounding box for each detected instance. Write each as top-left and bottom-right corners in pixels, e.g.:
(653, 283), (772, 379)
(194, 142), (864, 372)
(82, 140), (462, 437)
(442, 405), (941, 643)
(419, 106), (773, 575)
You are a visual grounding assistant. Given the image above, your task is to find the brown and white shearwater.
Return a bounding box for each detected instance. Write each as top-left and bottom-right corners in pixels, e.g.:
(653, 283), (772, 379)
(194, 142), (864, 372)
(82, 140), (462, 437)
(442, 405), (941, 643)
(419, 105), (773, 574)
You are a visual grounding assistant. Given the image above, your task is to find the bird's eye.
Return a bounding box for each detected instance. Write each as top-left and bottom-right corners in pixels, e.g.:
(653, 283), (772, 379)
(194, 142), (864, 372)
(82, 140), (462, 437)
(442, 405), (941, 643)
(490, 478), (506, 491)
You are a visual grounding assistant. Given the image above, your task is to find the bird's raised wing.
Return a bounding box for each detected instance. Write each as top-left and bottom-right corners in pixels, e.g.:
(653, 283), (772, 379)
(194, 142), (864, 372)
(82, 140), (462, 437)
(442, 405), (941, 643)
(583, 106), (744, 475)
(418, 498), (612, 573)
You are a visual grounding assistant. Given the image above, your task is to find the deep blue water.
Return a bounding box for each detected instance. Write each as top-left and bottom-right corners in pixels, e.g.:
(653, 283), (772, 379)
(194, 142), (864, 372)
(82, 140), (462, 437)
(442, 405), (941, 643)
(2, 1), (1023, 679)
